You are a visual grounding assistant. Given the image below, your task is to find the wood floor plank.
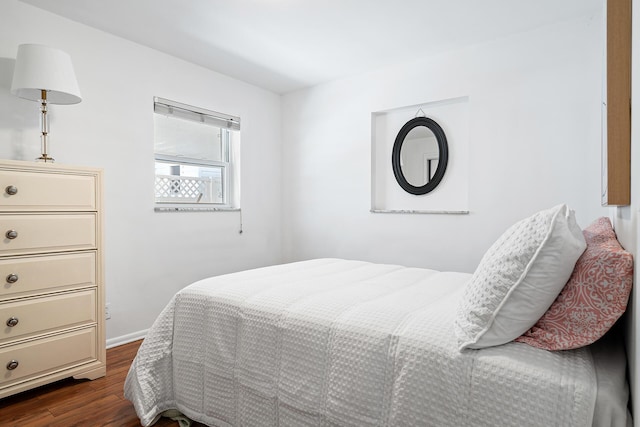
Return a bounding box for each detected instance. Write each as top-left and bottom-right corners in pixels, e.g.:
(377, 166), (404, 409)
(0, 391), (50, 425)
(0, 403), (52, 426)
(49, 390), (121, 417)
(33, 378), (97, 408)
(49, 394), (122, 423)
(11, 411), (57, 427)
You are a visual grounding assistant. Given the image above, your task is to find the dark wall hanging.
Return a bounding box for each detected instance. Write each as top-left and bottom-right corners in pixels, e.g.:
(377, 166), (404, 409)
(392, 116), (448, 195)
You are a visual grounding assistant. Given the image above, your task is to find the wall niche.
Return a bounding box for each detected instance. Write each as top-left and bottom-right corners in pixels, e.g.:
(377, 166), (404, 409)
(371, 97), (469, 214)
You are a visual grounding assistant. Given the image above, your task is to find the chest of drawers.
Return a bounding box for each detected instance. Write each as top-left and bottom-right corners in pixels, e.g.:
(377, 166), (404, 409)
(0, 160), (105, 399)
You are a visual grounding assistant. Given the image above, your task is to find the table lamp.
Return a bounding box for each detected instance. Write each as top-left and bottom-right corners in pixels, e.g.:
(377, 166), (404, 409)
(11, 44), (82, 162)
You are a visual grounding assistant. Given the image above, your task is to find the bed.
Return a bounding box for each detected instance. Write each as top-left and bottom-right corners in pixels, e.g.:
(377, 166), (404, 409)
(125, 206), (633, 427)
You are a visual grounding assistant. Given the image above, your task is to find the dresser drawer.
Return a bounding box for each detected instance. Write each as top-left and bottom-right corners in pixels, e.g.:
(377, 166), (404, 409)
(0, 169), (95, 212)
(0, 252), (96, 300)
(0, 327), (97, 389)
(0, 290), (96, 345)
(0, 214), (96, 256)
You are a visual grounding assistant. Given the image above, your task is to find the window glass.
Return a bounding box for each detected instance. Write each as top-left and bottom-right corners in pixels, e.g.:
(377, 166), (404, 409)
(154, 161), (225, 204)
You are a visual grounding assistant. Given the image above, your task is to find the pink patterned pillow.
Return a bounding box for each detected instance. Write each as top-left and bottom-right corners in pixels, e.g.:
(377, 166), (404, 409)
(515, 217), (633, 351)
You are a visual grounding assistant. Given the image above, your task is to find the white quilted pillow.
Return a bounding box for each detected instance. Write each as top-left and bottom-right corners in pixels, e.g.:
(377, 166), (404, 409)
(454, 204), (586, 350)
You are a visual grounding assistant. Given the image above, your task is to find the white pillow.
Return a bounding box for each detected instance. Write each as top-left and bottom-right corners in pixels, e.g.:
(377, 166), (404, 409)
(454, 204), (586, 350)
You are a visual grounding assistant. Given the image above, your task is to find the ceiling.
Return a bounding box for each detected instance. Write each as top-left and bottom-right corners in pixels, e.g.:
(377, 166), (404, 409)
(19, 0), (602, 94)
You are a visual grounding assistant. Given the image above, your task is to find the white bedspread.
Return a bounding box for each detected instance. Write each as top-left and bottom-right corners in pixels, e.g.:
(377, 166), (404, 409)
(124, 258), (597, 427)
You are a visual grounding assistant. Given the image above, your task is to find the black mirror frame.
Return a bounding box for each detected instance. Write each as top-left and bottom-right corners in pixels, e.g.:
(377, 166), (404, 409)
(391, 116), (448, 195)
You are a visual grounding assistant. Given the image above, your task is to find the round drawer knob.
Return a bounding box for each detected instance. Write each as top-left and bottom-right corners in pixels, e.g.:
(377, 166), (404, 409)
(6, 360), (18, 371)
(6, 317), (18, 327)
(5, 186), (17, 196)
(5, 230), (17, 240)
(6, 274), (18, 284)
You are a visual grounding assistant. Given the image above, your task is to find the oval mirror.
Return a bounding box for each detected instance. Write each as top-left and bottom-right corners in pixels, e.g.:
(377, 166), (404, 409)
(392, 117), (448, 195)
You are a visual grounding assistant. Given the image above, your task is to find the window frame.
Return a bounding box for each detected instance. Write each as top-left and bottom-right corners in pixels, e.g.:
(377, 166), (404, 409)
(153, 97), (240, 210)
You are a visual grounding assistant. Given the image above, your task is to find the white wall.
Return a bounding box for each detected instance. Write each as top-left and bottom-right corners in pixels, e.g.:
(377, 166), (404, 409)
(282, 12), (608, 273)
(0, 0), (283, 344)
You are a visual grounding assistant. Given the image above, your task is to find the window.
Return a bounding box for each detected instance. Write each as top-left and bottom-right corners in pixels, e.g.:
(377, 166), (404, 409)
(153, 97), (240, 208)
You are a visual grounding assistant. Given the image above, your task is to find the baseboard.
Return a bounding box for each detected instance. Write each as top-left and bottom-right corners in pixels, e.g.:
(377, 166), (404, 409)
(106, 329), (148, 349)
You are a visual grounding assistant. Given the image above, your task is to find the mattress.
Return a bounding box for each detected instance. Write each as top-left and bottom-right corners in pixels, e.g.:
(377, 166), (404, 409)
(125, 258), (612, 426)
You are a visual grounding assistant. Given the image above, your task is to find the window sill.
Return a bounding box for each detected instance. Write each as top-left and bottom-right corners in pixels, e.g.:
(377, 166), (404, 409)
(370, 209), (469, 215)
(154, 206), (241, 213)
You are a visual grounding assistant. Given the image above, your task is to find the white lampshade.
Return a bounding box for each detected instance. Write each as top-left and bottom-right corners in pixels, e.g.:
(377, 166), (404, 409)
(11, 44), (81, 104)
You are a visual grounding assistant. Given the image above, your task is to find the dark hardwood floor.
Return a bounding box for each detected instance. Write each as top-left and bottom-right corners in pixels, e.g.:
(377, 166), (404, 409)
(0, 340), (204, 427)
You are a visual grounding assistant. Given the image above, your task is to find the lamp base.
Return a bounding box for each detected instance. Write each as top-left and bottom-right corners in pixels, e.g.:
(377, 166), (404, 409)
(37, 93), (54, 164)
(36, 155), (54, 163)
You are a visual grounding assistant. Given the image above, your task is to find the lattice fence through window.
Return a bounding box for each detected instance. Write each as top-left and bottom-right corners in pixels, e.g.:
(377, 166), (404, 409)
(155, 175), (215, 203)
